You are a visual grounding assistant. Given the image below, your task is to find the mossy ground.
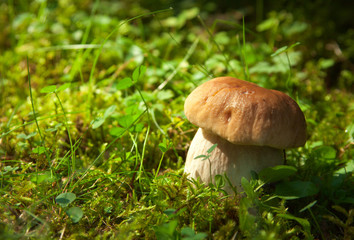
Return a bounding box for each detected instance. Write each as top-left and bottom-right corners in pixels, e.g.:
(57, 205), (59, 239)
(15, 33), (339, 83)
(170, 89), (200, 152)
(0, 1), (353, 239)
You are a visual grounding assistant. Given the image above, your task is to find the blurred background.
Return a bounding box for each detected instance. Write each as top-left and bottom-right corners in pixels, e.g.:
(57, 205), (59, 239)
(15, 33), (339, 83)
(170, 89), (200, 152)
(0, 0), (354, 91)
(1, 0), (353, 90)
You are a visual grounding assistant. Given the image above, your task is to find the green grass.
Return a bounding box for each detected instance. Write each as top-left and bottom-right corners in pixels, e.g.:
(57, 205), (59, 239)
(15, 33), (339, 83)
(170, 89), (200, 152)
(1, 1), (353, 239)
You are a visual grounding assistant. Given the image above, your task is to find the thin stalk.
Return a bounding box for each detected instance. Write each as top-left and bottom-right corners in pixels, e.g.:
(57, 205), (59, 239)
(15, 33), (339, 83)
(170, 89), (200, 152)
(285, 52), (292, 93)
(54, 92), (75, 174)
(242, 17), (250, 81)
(87, 8), (172, 117)
(27, 57), (51, 176)
(5, 102), (21, 128)
(156, 38), (199, 91)
(135, 87), (151, 181)
(154, 13), (213, 81)
(66, 0), (99, 82)
(70, 110), (146, 192)
(308, 208), (325, 240)
(70, 135), (121, 192)
(154, 152), (166, 179)
(198, 15), (238, 77)
(236, 36), (247, 81)
(130, 133), (141, 170)
(0, 110), (86, 139)
(55, 137), (82, 171)
(138, 124), (150, 179)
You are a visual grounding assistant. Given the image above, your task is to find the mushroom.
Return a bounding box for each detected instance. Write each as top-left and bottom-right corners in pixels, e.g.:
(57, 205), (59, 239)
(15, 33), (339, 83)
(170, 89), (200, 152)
(184, 77), (306, 193)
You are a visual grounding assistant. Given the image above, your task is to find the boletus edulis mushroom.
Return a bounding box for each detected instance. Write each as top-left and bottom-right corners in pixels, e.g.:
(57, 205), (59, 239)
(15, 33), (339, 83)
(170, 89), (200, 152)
(184, 77), (306, 193)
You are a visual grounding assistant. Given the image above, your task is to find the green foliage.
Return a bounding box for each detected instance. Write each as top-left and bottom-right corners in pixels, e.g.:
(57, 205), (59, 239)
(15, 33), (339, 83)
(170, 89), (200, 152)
(55, 192), (84, 223)
(0, 0), (353, 239)
(55, 192), (77, 208)
(275, 181), (319, 200)
(324, 205), (354, 239)
(258, 165), (297, 183)
(65, 207), (84, 224)
(153, 209), (207, 240)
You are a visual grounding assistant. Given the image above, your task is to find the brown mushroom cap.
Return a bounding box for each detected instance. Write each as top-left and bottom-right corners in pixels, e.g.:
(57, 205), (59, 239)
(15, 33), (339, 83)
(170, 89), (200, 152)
(184, 77), (307, 149)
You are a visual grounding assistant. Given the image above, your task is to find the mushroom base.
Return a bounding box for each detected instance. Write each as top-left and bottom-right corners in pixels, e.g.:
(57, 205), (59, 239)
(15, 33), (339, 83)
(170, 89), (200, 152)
(184, 128), (284, 193)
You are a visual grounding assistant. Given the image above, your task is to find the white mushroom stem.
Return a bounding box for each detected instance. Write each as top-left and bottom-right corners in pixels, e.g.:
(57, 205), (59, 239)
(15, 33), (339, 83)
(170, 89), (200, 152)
(184, 128), (284, 193)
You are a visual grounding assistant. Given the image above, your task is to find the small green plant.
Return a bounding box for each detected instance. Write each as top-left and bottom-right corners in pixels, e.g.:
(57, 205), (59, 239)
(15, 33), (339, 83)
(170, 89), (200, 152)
(194, 144), (218, 184)
(55, 192), (83, 223)
(154, 209), (207, 240)
(193, 143), (230, 194)
(324, 205), (354, 239)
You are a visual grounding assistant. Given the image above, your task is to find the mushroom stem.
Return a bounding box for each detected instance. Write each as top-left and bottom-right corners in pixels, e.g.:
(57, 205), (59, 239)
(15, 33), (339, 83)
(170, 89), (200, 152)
(184, 128), (284, 193)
